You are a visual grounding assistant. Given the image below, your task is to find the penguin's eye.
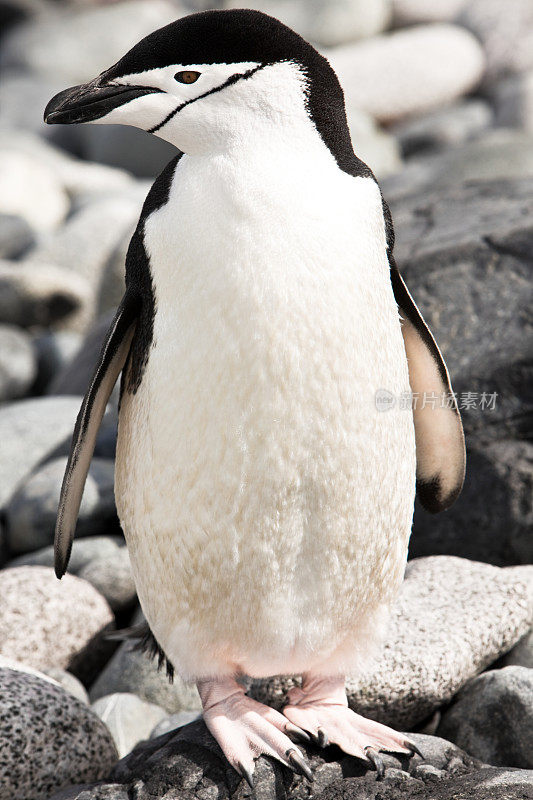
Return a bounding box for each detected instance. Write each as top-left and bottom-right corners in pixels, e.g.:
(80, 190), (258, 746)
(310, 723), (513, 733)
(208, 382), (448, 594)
(174, 71), (201, 84)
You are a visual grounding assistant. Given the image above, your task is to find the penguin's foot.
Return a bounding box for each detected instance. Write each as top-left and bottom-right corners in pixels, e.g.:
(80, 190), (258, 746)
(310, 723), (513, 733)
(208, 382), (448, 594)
(197, 676), (314, 787)
(283, 674), (420, 777)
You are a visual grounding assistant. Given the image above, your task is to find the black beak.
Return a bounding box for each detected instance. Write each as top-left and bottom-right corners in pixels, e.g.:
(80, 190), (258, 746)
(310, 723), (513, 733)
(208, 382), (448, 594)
(44, 80), (163, 125)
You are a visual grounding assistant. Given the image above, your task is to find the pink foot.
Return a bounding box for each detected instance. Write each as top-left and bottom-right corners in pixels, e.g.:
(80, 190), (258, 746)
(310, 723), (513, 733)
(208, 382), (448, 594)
(283, 674), (421, 777)
(197, 677), (314, 787)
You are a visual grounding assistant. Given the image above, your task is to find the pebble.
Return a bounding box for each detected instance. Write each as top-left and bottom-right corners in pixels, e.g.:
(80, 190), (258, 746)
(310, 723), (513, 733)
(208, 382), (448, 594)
(77, 123), (179, 179)
(8, 534), (125, 572)
(48, 310), (115, 396)
(31, 329), (82, 394)
(0, 150), (69, 232)
(0, 324), (36, 403)
(492, 70), (533, 134)
(250, 556), (533, 729)
(42, 667), (90, 704)
(0, 666), (117, 800)
(78, 548), (136, 614)
(0, 565), (114, 672)
(223, 0), (392, 47)
(0, 259), (91, 329)
(0, 213), (34, 259)
(0, 395), (83, 509)
(91, 692), (167, 758)
(150, 710), (202, 738)
(501, 630), (533, 670)
(5, 456), (118, 555)
(437, 666), (533, 769)
(345, 106), (402, 177)
(391, 99), (493, 158)
(328, 24), (485, 123)
(392, 0), (467, 24)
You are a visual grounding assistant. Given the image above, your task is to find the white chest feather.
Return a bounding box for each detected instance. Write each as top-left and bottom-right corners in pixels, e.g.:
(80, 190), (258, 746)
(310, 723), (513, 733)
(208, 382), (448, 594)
(115, 142), (416, 681)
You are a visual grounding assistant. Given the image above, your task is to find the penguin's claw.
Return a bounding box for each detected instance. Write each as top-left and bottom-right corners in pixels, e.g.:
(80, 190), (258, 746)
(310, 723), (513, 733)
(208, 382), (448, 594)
(286, 748), (314, 782)
(285, 723), (312, 744)
(405, 741), (424, 759)
(365, 747), (385, 780)
(317, 727), (329, 748)
(237, 761), (255, 789)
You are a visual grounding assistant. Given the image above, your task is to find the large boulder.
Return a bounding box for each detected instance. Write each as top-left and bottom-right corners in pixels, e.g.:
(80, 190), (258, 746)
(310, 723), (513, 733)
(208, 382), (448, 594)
(0, 667), (117, 800)
(437, 666), (533, 769)
(0, 566), (114, 673)
(250, 557), (533, 730)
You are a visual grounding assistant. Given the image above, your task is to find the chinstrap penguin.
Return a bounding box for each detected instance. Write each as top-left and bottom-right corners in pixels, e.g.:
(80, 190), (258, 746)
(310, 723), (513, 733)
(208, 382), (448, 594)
(45, 9), (465, 785)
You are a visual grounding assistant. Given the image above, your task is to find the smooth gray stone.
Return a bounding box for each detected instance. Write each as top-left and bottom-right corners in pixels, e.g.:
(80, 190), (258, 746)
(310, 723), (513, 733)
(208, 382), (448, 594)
(0, 213), (34, 258)
(437, 666), (533, 768)
(501, 630), (533, 670)
(250, 557), (533, 730)
(8, 534), (125, 573)
(42, 667), (90, 705)
(0, 667), (117, 800)
(31, 330), (81, 394)
(91, 692), (167, 758)
(48, 311), (114, 396)
(0, 324), (36, 403)
(391, 99), (492, 157)
(79, 548), (136, 614)
(0, 395), (83, 509)
(150, 710), (202, 739)
(5, 457), (118, 555)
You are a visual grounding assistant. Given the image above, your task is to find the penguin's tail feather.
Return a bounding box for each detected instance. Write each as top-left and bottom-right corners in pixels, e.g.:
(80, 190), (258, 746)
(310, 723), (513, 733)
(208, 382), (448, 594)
(105, 622), (175, 682)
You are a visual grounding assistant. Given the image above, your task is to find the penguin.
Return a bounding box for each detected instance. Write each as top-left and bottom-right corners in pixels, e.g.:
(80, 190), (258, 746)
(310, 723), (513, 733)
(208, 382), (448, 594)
(45, 9), (465, 785)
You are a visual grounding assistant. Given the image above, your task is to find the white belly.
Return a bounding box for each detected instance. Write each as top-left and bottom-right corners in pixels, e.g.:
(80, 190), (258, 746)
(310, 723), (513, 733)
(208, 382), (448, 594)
(115, 152), (416, 681)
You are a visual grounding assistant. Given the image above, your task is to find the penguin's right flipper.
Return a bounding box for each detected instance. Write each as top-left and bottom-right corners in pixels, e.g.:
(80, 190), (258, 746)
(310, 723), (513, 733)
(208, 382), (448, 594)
(54, 290), (140, 578)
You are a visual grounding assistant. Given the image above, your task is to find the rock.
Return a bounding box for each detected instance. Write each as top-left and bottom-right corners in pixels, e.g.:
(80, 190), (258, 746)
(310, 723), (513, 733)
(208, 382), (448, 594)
(391, 99), (493, 158)
(91, 693), (167, 757)
(385, 174), (533, 442)
(48, 311), (115, 396)
(77, 123), (179, 180)
(329, 24), (485, 123)
(223, 0), (392, 47)
(459, 0), (533, 84)
(75, 723), (533, 800)
(392, 0), (468, 25)
(0, 324), (36, 403)
(437, 666), (533, 768)
(0, 213), (34, 259)
(0, 150), (69, 232)
(8, 534), (125, 572)
(42, 667), (90, 704)
(5, 456), (118, 555)
(346, 107), (402, 177)
(0, 259), (91, 329)
(89, 619), (202, 716)
(0, 395), (83, 509)
(78, 548), (136, 614)
(250, 557), (533, 729)
(0, 1), (184, 83)
(492, 70), (533, 134)
(0, 667), (117, 800)
(31, 330), (82, 394)
(410, 440), (533, 566)
(150, 710), (201, 738)
(0, 565), (114, 672)
(501, 630), (533, 670)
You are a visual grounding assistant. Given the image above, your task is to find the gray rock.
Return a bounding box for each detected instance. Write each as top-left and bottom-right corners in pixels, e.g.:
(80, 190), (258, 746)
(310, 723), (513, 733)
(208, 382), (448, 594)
(78, 123), (179, 179)
(250, 557), (533, 730)
(0, 213), (34, 259)
(391, 99), (493, 158)
(410, 439), (533, 566)
(0, 149), (69, 232)
(8, 534), (125, 572)
(0, 259), (91, 330)
(345, 107), (402, 178)
(459, 0), (533, 84)
(151, 710), (202, 738)
(223, 0), (392, 47)
(437, 666), (533, 768)
(78, 723), (533, 800)
(329, 24), (484, 124)
(492, 70), (533, 134)
(31, 330), (82, 394)
(0, 667), (117, 800)
(391, 0), (468, 25)
(501, 630), (533, 670)
(79, 548), (136, 614)
(89, 620), (202, 716)
(42, 667), (90, 704)
(0, 395), (83, 509)
(49, 311), (115, 396)
(91, 692), (167, 757)
(0, 324), (36, 403)
(5, 456), (118, 555)
(0, 565), (114, 672)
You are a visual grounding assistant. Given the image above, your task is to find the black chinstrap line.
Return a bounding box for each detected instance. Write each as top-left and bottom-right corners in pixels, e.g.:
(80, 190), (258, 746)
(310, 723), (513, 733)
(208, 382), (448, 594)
(147, 63), (267, 134)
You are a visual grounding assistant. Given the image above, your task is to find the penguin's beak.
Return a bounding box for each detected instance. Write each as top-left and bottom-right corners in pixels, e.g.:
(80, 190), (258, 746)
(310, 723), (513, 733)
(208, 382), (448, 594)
(44, 80), (163, 125)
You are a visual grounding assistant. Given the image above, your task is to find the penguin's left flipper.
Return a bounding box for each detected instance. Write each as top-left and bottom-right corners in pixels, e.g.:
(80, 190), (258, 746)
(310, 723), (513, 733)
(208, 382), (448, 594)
(54, 290), (140, 578)
(390, 261), (466, 513)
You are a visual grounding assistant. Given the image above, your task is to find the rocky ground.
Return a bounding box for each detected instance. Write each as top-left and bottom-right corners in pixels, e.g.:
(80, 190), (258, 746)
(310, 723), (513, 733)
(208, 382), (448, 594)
(0, 0), (532, 799)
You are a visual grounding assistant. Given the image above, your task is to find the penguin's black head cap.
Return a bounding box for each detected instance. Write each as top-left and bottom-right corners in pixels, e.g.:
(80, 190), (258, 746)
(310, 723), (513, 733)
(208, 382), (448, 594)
(44, 9), (359, 167)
